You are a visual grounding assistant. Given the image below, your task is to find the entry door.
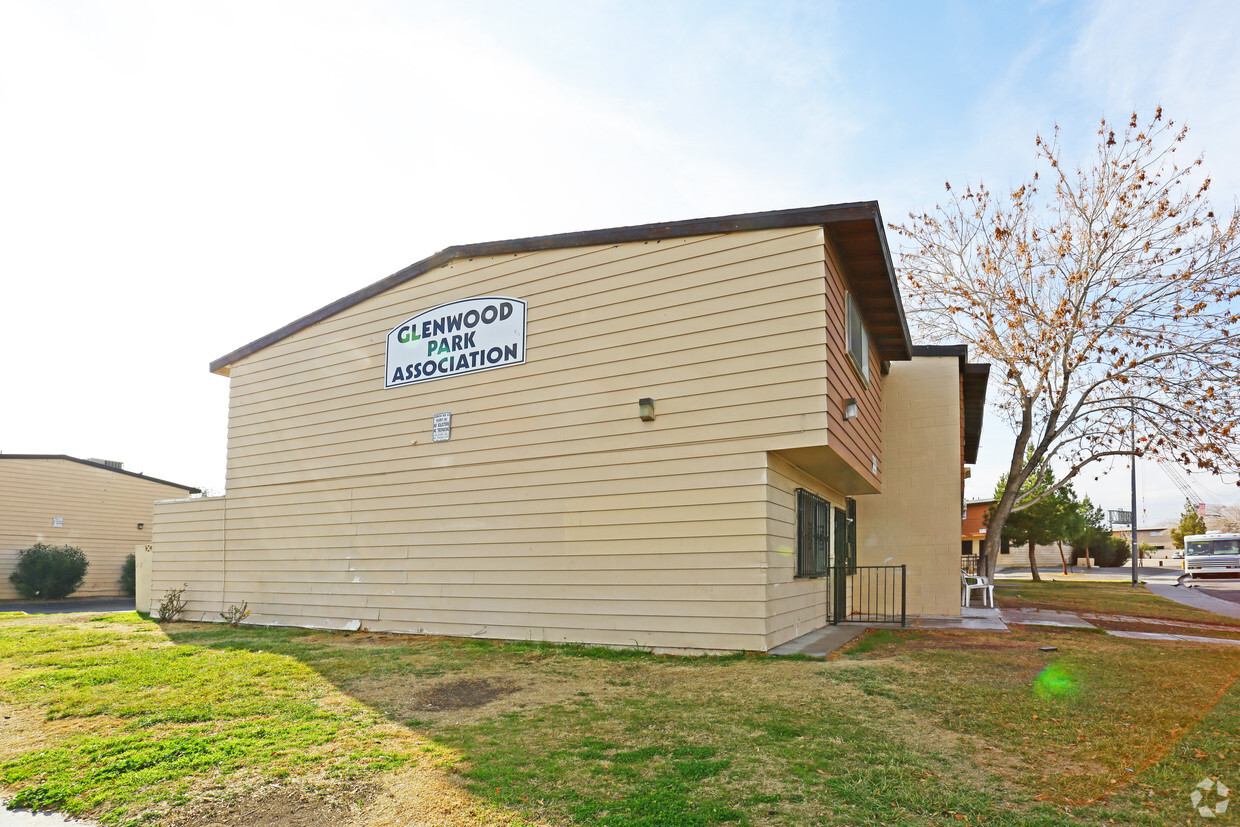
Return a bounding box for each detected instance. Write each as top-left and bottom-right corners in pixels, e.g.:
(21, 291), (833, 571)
(832, 506), (848, 621)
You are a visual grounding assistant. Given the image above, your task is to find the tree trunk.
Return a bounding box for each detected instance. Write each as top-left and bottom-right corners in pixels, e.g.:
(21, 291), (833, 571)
(1029, 541), (1041, 582)
(1057, 540), (1068, 575)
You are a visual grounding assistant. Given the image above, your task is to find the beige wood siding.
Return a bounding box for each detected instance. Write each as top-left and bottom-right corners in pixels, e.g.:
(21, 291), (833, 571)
(0, 458), (193, 599)
(155, 226), (882, 652)
(763, 452), (849, 649)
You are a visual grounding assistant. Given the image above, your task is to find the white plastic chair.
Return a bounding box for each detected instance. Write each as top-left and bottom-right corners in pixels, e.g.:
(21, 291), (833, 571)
(961, 573), (994, 608)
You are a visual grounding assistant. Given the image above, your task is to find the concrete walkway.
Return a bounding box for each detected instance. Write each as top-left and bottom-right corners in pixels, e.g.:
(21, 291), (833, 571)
(1145, 582), (1240, 620)
(0, 806), (97, 826)
(772, 587), (1240, 657)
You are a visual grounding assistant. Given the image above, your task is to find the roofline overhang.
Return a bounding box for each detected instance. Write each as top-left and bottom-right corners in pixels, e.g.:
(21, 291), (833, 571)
(209, 201), (913, 375)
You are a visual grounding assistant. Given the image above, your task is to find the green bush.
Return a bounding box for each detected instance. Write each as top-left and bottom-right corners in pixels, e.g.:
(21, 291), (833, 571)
(8, 543), (89, 600)
(120, 553), (136, 598)
(1071, 535), (1131, 568)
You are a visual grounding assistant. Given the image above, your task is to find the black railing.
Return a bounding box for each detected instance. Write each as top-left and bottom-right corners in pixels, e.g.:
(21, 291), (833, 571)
(832, 564), (906, 627)
(961, 554), (980, 575)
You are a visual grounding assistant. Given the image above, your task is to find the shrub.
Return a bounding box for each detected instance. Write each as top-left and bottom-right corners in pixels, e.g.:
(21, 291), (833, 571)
(1095, 536), (1132, 568)
(8, 543), (89, 600)
(158, 585), (188, 622)
(220, 602), (251, 627)
(120, 553), (136, 598)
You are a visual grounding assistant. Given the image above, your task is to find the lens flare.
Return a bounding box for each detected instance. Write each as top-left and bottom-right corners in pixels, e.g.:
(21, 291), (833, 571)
(1033, 662), (1077, 698)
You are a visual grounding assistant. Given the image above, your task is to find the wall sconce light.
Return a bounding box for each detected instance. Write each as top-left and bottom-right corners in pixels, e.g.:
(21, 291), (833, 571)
(638, 398), (656, 422)
(137, 523), (145, 530)
(844, 398), (858, 420)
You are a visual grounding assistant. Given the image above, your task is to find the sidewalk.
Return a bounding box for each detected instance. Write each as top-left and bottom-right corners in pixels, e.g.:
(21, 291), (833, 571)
(773, 597), (1240, 657)
(0, 805), (98, 826)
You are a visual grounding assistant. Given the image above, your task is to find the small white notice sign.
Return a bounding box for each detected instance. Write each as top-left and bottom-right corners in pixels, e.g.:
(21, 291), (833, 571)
(52, 516), (63, 528)
(432, 412), (452, 442)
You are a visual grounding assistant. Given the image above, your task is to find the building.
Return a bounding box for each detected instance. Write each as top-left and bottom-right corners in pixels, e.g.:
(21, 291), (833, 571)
(1, 455), (199, 600)
(151, 203), (987, 652)
(1112, 525), (1174, 552)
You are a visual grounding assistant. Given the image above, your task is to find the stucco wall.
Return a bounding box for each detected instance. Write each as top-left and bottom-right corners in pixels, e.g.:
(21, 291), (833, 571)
(856, 356), (963, 617)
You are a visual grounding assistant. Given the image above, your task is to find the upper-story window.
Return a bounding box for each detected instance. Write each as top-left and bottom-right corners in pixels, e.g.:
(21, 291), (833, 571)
(846, 293), (870, 384)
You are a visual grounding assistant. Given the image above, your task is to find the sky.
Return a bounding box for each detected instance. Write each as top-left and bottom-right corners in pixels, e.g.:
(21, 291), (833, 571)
(2, 0), (1238, 525)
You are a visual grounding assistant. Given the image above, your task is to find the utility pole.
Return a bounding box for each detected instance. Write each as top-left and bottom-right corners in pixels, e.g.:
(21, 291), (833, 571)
(1131, 400), (1139, 587)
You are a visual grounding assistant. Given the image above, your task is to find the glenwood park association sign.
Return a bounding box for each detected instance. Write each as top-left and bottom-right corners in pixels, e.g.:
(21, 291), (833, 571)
(385, 297), (527, 388)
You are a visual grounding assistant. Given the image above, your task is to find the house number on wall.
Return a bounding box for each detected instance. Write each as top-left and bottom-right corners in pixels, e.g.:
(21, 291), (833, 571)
(432, 412), (452, 442)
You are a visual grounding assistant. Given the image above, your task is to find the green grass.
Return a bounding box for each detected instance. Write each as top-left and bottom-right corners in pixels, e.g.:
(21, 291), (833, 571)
(2, 586), (1240, 826)
(0, 616), (412, 825)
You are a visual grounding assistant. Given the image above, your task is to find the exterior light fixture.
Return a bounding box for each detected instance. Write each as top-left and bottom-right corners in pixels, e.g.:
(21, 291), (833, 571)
(844, 398), (859, 420)
(639, 398), (656, 422)
(137, 523), (145, 530)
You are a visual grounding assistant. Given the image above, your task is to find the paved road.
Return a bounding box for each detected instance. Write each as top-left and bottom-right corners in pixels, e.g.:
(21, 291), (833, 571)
(0, 598), (135, 615)
(1188, 577), (1240, 605)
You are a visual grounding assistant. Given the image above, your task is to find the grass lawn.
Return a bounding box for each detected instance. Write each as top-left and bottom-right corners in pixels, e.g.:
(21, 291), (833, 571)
(0, 586), (1238, 826)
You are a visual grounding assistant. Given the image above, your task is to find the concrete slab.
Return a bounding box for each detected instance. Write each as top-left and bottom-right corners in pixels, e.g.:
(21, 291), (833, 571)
(769, 625), (869, 657)
(916, 607), (1008, 631)
(1107, 630), (1240, 647)
(998, 608), (1095, 628)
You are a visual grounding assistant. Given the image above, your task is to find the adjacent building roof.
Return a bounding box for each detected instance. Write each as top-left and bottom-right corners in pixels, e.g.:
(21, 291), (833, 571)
(0, 455), (201, 494)
(210, 201), (914, 375)
(910, 345), (990, 465)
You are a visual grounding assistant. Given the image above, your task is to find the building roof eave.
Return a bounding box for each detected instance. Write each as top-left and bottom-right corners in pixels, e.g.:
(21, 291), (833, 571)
(209, 201), (913, 375)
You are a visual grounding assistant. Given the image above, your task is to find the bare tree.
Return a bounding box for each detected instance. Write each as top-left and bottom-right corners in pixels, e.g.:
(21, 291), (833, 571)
(896, 110), (1240, 578)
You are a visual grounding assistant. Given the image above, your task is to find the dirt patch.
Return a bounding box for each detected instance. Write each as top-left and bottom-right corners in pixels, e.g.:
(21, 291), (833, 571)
(1081, 613), (1240, 635)
(0, 699), (127, 760)
(411, 677), (521, 711)
(1087, 618), (1240, 639)
(163, 781), (372, 827)
(351, 762), (553, 827)
(345, 665), (599, 726)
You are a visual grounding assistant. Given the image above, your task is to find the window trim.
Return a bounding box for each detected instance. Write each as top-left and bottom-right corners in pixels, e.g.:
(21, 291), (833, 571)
(845, 292), (870, 386)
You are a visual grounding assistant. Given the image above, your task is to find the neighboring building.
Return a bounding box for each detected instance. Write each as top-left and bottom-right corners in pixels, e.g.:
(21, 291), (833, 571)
(1, 455), (199, 599)
(961, 498), (997, 559)
(151, 203), (987, 652)
(1112, 525), (1174, 552)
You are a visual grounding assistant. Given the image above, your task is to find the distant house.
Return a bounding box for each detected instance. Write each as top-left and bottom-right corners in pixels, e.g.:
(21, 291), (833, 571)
(151, 203), (988, 652)
(1112, 525), (1174, 552)
(0, 455), (199, 599)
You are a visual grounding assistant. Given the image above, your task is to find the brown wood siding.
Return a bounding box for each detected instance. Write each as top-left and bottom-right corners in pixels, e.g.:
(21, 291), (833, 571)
(1, 458), (193, 599)
(822, 236), (883, 488)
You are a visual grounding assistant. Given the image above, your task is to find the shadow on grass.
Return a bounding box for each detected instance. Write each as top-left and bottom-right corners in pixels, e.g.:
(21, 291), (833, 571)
(5, 610), (1239, 827)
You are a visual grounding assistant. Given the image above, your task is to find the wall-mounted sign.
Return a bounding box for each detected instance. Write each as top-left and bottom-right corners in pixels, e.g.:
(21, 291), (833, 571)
(432, 412), (452, 442)
(385, 297), (526, 388)
(52, 516), (63, 528)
